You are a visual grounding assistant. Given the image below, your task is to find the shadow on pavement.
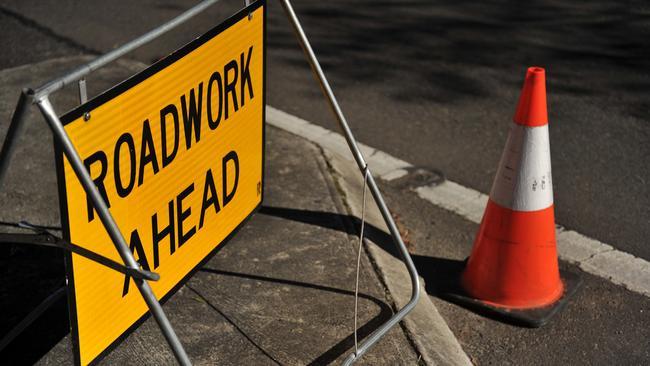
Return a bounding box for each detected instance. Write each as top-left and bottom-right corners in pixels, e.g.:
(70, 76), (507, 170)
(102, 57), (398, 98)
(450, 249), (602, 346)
(260, 204), (591, 329)
(198, 267), (394, 366)
(0, 244), (69, 365)
(259, 204), (553, 327)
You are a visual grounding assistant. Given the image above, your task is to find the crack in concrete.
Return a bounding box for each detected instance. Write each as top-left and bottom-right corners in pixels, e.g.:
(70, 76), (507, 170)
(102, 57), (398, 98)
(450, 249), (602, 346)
(581, 247), (616, 264)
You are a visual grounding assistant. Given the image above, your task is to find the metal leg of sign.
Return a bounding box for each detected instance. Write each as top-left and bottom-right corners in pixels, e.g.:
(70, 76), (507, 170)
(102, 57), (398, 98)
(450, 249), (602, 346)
(35, 97), (192, 366)
(278, 1), (421, 364)
(0, 89), (31, 190)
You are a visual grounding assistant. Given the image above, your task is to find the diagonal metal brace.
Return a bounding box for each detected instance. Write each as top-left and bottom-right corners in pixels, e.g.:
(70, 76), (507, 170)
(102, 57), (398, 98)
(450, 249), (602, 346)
(0, 224), (159, 282)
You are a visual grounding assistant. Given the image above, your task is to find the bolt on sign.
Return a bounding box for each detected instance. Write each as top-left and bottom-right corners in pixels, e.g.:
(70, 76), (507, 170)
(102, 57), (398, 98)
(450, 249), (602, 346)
(55, 2), (265, 364)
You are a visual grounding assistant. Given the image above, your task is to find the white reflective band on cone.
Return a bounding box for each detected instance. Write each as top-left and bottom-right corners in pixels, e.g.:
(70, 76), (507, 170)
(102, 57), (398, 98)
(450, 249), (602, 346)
(490, 123), (553, 211)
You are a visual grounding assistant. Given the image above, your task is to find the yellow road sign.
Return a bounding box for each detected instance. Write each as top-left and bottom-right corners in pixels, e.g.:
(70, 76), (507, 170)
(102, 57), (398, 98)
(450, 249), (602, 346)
(55, 3), (265, 364)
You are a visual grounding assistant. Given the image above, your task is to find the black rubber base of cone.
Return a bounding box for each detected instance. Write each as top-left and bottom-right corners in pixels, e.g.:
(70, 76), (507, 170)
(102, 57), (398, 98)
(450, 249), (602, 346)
(441, 268), (582, 328)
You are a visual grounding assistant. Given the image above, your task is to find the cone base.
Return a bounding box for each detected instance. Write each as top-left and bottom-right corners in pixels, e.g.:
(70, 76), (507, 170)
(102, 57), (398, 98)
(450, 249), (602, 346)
(461, 202), (563, 308)
(443, 268), (582, 328)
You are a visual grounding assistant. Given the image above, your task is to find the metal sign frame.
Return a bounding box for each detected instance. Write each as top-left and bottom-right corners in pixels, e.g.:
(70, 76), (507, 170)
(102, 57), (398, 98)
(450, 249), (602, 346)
(0, 0), (420, 365)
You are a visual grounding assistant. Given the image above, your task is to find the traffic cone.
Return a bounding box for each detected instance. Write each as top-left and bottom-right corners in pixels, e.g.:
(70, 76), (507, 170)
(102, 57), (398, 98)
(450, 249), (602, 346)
(449, 67), (580, 327)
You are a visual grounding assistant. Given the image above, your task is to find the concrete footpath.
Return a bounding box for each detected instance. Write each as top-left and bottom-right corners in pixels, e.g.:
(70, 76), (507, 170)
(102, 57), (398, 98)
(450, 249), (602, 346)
(266, 109), (650, 365)
(0, 57), (469, 365)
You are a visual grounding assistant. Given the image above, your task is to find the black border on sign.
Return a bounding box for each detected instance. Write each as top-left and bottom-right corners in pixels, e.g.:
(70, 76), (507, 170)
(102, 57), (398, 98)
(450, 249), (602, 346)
(54, 1), (266, 365)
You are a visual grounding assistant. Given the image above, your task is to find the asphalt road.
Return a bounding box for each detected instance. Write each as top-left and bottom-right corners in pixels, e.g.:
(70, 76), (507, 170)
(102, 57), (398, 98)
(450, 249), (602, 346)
(0, 0), (647, 261)
(263, 0), (650, 262)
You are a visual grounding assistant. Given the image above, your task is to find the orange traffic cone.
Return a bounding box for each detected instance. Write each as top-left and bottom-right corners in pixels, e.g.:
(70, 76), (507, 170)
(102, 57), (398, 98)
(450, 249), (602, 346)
(451, 67), (580, 327)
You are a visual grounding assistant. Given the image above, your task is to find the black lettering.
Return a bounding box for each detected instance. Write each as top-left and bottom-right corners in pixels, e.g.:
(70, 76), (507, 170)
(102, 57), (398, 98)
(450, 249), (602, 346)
(160, 104), (180, 168)
(152, 200), (175, 269)
(122, 229), (151, 297)
(207, 72), (223, 130)
(222, 151), (239, 207)
(114, 133), (136, 198)
(224, 60), (239, 119)
(83, 151), (110, 222)
(138, 119), (160, 186)
(177, 183), (196, 247)
(199, 169), (221, 229)
(240, 46), (254, 107)
(180, 83), (203, 149)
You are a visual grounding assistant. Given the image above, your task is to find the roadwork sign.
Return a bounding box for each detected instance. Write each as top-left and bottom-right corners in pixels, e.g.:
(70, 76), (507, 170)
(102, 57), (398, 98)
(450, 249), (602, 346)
(55, 3), (265, 364)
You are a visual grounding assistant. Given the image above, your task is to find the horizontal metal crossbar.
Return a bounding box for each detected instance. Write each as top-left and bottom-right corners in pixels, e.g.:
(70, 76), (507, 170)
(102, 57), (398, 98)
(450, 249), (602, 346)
(31, 0), (222, 100)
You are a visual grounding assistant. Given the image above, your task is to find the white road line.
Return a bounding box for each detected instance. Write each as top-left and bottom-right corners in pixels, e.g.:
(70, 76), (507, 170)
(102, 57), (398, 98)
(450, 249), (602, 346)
(266, 105), (650, 298)
(266, 107), (410, 181)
